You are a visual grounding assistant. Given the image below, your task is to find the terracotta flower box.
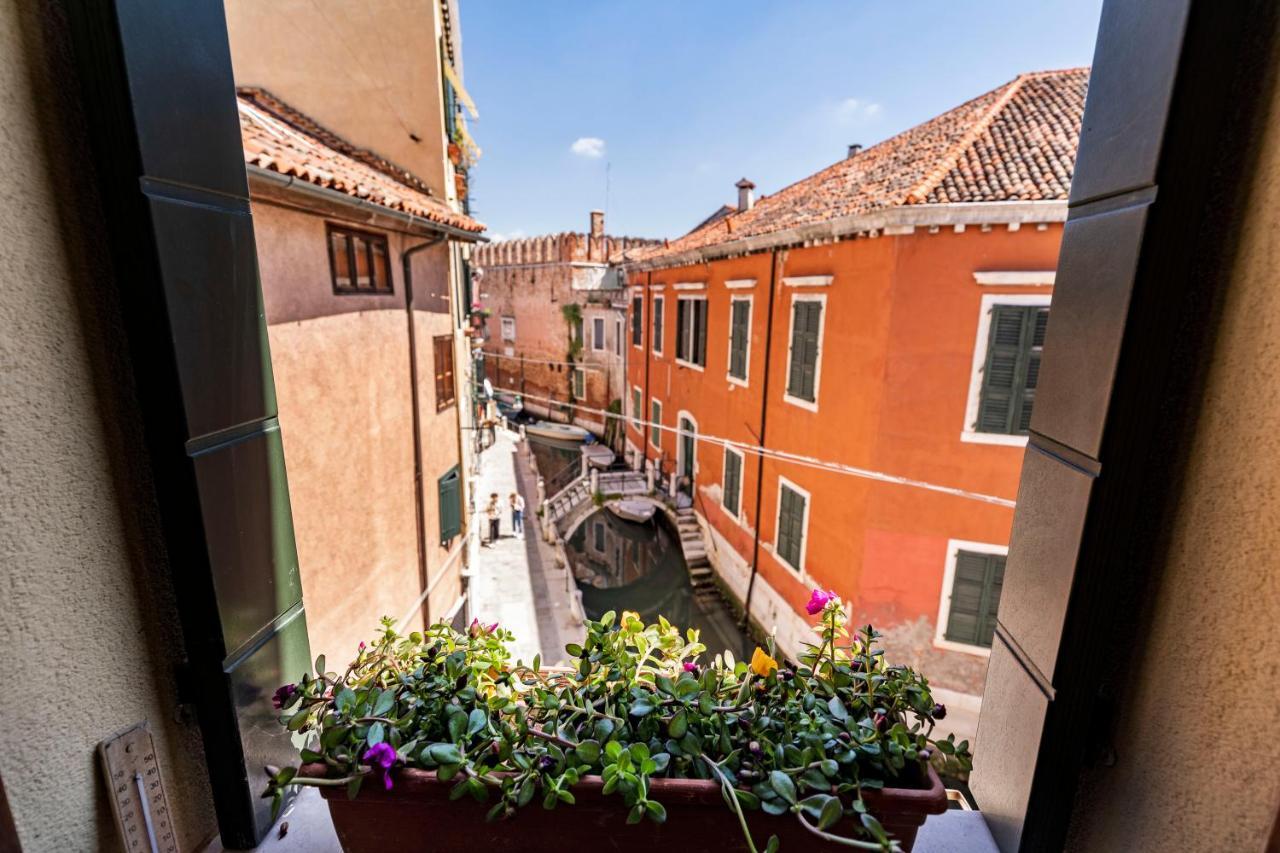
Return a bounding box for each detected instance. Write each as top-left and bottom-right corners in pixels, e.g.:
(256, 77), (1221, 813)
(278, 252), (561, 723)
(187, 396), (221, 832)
(307, 762), (948, 852)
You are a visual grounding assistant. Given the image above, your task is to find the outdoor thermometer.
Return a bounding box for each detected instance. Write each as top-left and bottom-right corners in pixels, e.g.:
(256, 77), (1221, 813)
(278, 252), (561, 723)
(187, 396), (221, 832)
(98, 722), (181, 853)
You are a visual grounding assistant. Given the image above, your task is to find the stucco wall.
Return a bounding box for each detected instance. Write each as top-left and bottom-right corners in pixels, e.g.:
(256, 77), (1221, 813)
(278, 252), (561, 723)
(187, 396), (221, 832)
(1063, 71), (1280, 853)
(0, 3), (215, 848)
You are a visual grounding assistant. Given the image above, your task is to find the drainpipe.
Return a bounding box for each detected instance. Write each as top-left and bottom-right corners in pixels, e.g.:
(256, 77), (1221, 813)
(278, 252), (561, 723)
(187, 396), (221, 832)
(741, 249), (780, 629)
(404, 233), (447, 625)
(642, 271), (652, 473)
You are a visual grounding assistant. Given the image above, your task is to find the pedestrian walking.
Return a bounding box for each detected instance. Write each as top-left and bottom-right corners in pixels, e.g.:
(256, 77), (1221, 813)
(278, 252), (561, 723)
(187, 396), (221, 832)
(485, 493), (501, 545)
(509, 492), (525, 538)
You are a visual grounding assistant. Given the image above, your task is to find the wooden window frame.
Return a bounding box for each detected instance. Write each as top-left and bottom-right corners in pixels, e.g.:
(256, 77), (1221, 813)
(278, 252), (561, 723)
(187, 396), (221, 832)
(675, 295), (707, 370)
(433, 334), (456, 411)
(326, 223), (393, 295)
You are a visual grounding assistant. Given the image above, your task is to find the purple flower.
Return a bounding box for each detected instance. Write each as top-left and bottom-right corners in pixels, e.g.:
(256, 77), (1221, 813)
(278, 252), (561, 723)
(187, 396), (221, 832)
(683, 662), (700, 675)
(468, 619), (499, 638)
(271, 683), (297, 711)
(932, 703), (947, 721)
(363, 742), (397, 791)
(806, 588), (837, 615)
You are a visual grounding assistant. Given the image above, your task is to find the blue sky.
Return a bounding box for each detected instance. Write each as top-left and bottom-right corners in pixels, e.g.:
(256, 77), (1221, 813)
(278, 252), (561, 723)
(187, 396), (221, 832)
(459, 1), (1103, 240)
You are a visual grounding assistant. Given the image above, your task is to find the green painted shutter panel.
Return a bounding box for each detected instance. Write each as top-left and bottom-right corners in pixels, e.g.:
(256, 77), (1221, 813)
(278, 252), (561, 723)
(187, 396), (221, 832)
(977, 306), (1048, 435)
(729, 301), (749, 379)
(632, 297), (642, 345)
(695, 300), (708, 366)
(724, 452), (741, 516)
(945, 550), (1005, 647)
(777, 485), (805, 569)
(787, 301), (821, 401)
(979, 556), (1005, 646)
(650, 400), (661, 446)
(787, 303), (806, 396)
(652, 298), (663, 352)
(676, 299), (688, 361)
(438, 466), (461, 542)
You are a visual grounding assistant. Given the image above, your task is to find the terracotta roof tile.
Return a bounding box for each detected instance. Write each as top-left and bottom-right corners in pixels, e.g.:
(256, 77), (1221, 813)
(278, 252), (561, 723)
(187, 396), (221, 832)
(237, 88), (485, 234)
(644, 68), (1086, 262)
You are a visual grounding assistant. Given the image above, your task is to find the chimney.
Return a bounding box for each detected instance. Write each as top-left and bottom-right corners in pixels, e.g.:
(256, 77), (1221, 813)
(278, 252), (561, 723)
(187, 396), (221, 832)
(590, 210), (605, 238)
(735, 178), (755, 212)
(847, 143), (863, 159)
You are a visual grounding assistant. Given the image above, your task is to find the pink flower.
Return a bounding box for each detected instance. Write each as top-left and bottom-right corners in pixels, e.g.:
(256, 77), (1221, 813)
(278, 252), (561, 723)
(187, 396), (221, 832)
(468, 619), (499, 638)
(363, 742), (397, 791)
(806, 588), (837, 615)
(271, 683), (297, 710)
(683, 662), (700, 675)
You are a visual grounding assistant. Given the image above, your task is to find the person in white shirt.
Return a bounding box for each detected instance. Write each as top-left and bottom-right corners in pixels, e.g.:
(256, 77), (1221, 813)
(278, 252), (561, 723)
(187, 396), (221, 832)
(509, 492), (525, 538)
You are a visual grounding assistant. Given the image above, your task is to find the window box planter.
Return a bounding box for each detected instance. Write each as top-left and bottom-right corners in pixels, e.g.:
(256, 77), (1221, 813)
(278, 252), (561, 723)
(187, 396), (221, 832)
(306, 762), (947, 852)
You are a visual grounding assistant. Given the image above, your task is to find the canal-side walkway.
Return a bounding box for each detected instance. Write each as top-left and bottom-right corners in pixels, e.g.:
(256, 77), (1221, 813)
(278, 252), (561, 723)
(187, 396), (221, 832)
(467, 425), (584, 666)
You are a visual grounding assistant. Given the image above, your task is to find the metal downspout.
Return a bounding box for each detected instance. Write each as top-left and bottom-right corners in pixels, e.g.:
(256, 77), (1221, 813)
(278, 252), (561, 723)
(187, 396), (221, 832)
(741, 249), (780, 629)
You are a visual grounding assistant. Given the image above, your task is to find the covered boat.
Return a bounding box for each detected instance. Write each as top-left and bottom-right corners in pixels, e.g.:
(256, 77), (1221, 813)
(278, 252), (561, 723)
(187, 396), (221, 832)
(525, 421), (590, 442)
(607, 499), (658, 523)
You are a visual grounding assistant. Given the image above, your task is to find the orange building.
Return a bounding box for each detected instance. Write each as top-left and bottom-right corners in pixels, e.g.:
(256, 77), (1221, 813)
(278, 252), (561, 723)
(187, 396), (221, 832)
(625, 69), (1086, 718)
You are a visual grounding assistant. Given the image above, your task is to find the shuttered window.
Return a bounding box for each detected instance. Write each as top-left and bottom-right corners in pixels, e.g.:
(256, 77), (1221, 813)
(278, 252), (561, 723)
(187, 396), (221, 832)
(976, 305), (1048, 435)
(652, 296), (664, 354)
(650, 398), (662, 447)
(786, 298), (823, 403)
(723, 447), (743, 518)
(592, 317), (605, 351)
(676, 297), (707, 367)
(327, 224), (392, 294)
(728, 297), (751, 382)
(944, 550), (1005, 647)
(631, 297), (643, 345)
(775, 480), (807, 571)
(433, 335), (456, 410)
(632, 388), (642, 428)
(572, 368), (585, 399)
(438, 466), (462, 543)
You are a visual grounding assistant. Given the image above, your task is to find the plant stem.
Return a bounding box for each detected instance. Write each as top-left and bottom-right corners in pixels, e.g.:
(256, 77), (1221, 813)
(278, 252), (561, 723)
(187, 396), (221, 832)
(796, 812), (899, 852)
(287, 773), (368, 788)
(699, 755), (760, 853)
(526, 727), (577, 750)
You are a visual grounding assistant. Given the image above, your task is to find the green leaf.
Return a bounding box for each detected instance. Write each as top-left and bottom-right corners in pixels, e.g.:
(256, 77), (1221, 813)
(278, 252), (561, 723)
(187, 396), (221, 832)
(320, 725), (350, 748)
(819, 795), (844, 830)
(828, 696), (849, 722)
(761, 797), (789, 816)
(565, 643), (583, 657)
(448, 710), (467, 741)
(286, 709), (310, 731)
(600, 610), (616, 628)
(532, 654), (541, 672)
(651, 752), (670, 773)
(629, 698), (655, 717)
(346, 775), (363, 800)
(557, 789), (575, 804)
(768, 770), (797, 805)
(605, 741), (623, 761)
(467, 708), (488, 737)
(426, 743), (464, 765)
(645, 800), (667, 823)
(861, 813), (890, 844)
(668, 709), (689, 739)
(335, 688), (356, 714)
(765, 836), (780, 853)
(299, 748), (322, 763)
(372, 689), (396, 717)
(314, 654), (326, 676)
(819, 759), (839, 777)
(626, 803), (645, 824)
(366, 722), (385, 746)
(594, 718), (615, 740)
(733, 789), (760, 810)
(517, 779), (535, 807)
(628, 742), (651, 762)
(655, 675), (676, 696)
(573, 740), (601, 764)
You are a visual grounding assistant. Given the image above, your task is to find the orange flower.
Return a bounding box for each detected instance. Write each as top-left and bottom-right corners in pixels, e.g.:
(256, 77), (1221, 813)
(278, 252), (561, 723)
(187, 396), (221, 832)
(749, 647), (778, 677)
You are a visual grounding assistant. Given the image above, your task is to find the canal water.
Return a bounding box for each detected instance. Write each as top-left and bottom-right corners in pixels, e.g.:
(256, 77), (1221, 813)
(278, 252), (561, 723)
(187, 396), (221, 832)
(565, 508), (752, 659)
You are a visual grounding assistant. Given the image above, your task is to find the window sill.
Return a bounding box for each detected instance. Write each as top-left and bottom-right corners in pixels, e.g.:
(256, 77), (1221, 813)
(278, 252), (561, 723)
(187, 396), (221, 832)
(933, 637), (993, 658)
(782, 392), (818, 412)
(674, 359), (705, 372)
(959, 430), (1029, 447)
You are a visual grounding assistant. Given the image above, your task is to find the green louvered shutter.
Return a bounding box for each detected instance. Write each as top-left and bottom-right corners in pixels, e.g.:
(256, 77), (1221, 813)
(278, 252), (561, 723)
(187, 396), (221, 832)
(776, 484), (806, 569)
(977, 306), (1048, 434)
(438, 466), (461, 542)
(675, 299), (688, 361)
(729, 300), (750, 380)
(787, 300), (822, 402)
(652, 297), (664, 353)
(631, 297), (643, 345)
(694, 300), (708, 366)
(723, 450), (742, 516)
(650, 399), (661, 446)
(944, 550), (1006, 646)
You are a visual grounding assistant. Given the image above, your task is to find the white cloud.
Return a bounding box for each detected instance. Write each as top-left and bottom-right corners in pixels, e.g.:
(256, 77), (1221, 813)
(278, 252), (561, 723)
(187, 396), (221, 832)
(570, 137), (606, 159)
(489, 229), (526, 243)
(831, 98), (883, 125)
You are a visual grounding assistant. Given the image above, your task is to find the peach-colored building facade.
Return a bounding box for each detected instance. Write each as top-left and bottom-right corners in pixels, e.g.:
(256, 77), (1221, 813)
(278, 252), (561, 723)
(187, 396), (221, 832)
(626, 70), (1085, 716)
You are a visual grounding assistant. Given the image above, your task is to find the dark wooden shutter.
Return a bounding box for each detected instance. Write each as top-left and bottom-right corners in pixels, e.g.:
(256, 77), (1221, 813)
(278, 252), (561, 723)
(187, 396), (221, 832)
(438, 466), (461, 542)
(729, 300), (750, 379)
(675, 299), (688, 361)
(652, 298), (663, 352)
(776, 484), (805, 569)
(945, 550), (1005, 646)
(694, 300), (707, 366)
(631, 297), (642, 345)
(787, 301), (821, 401)
(977, 306), (1047, 434)
(650, 399), (660, 445)
(434, 335), (455, 409)
(724, 451), (741, 516)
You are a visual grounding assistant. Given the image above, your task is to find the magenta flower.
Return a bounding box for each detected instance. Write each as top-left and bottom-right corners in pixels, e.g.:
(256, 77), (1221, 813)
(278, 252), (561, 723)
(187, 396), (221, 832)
(683, 661), (700, 675)
(806, 588), (837, 615)
(468, 619), (499, 638)
(271, 683), (298, 710)
(363, 742), (397, 790)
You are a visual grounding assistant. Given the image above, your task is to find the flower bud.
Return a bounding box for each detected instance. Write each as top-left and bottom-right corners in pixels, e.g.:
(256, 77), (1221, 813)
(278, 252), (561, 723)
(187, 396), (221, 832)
(932, 703), (947, 720)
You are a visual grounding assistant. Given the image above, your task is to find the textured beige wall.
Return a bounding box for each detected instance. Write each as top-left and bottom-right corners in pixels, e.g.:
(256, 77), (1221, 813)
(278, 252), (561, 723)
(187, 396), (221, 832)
(0, 2), (215, 849)
(1064, 74), (1280, 852)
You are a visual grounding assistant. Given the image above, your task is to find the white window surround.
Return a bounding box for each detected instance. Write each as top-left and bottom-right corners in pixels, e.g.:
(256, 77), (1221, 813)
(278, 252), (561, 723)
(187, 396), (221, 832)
(960, 293), (1052, 447)
(500, 316), (516, 341)
(772, 474), (811, 576)
(722, 445), (745, 521)
(649, 284), (666, 291)
(782, 275), (833, 287)
(726, 294), (752, 387)
(782, 292), (827, 413)
(631, 295), (644, 351)
(676, 410), (699, 479)
(972, 271), (1056, 286)
(651, 295), (665, 357)
(674, 295), (707, 371)
(649, 398), (663, 450)
(934, 538), (1006, 657)
(673, 281), (705, 291)
(592, 317), (605, 351)
(572, 368), (586, 398)
(724, 278), (756, 289)
(631, 386), (643, 429)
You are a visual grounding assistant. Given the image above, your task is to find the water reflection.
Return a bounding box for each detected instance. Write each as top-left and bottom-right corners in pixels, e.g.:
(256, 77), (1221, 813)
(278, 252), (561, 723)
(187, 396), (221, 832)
(565, 509), (751, 659)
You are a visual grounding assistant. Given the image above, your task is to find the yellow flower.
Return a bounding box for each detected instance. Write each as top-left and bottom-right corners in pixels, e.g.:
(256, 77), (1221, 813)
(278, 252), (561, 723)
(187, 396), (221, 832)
(750, 647), (778, 677)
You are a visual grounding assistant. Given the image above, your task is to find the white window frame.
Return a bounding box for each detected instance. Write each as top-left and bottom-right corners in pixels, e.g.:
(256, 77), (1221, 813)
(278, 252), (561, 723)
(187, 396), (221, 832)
(726, 294), (753, 387)
(500, 315), (516, 341)
(960, 293), (1052, 447)
(933, 538), (1007, 657)
(592, 316), (606, 351)
(631, 386), (643, 429)
(631, 295), (644, 350)
(676, 410), (698, 480)
(782, 292), (827, 412)
(721, 445), (745, 521)
(652, 295), (665, 356)
(772, 475), (811, 575)
(675, 295), (707, 371)
(572, 367), (586, 399)
(649, 397), (663, 450)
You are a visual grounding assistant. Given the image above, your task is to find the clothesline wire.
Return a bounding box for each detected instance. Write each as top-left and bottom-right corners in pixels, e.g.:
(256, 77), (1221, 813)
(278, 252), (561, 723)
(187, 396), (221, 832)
(479, 350), (605, 373)
(504, 390), (1017, 509)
